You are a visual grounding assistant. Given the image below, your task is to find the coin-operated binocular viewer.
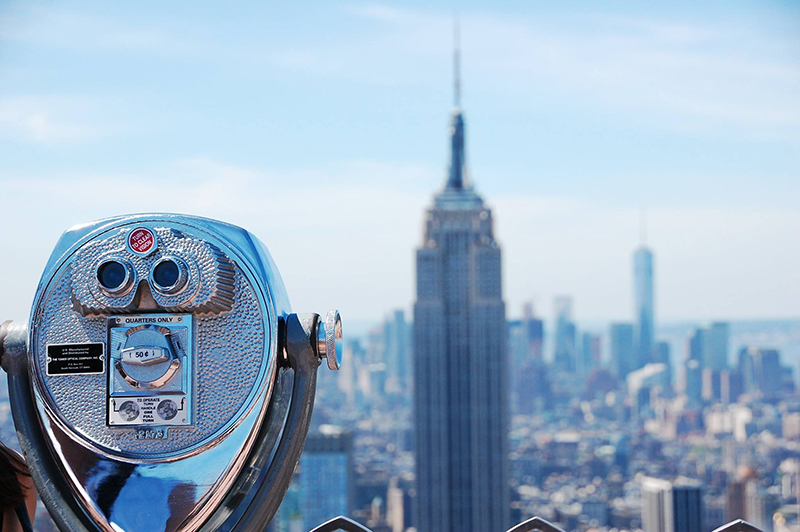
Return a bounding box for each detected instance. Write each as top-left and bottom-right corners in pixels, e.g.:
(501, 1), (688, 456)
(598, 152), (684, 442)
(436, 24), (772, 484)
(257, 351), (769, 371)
(0, 214), (342, 532)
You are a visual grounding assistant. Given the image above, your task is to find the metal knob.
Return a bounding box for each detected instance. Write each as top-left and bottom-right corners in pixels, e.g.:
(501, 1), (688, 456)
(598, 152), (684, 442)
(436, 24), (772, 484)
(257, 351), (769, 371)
(316, 310), (342, 370)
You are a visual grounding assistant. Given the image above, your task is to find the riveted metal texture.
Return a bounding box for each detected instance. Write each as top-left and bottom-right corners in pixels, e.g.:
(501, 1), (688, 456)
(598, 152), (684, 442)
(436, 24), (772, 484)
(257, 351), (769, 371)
(30, 222), (268, 458)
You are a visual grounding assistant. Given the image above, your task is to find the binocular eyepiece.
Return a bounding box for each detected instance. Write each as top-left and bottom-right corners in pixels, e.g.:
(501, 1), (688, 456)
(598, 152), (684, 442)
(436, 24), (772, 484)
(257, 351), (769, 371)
(0, 214), (342, 532)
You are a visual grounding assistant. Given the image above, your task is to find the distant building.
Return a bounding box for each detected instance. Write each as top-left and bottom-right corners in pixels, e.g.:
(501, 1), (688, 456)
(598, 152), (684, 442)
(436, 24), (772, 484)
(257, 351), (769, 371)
(516, 359), (553, 414)
(739, 347), (795, 398)
(726, 478), (746, 522)
(633, 246), (654, 370)
(627, 363), (670, 419)
(508, 303), (544, 367)
(580, 332), (601, 375)
(338, 339), (366, 407)
(506, 303), (544, 369)
(752, 348), (785, 396)
(652, 341), (672, 388)
(688, 328), (704, 363)
(652, 340), (670, 367)
(702, 368), (721, 403)
(683, 360), (703, 408)
(720, 369), (743, 405)
(553, 296), (577, 373)
(386, 476), (414, 532)
(687, 323), (729, 370)
(508, 316), (544, 414)
(271, 427), (354, 531)
(745, 480), (778, 532)
(412, 40), (509, 532)
(299, 427), (354, 530)
(610, 323), (635, 379)
(383, 310), (411, 393)
(641, 476), (704, 532)
(705, 322), (729, 370)
(737, 346), (755, 392)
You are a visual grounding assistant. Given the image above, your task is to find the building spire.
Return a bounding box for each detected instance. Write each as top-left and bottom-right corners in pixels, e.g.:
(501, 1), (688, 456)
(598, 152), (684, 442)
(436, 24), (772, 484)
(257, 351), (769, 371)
(454, 15), (461, 108)
(446, 15), (467, 190)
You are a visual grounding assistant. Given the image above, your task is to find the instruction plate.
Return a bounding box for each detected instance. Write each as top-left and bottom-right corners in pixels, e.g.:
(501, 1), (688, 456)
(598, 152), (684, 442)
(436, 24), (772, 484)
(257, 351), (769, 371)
(47, 343), (104, 376)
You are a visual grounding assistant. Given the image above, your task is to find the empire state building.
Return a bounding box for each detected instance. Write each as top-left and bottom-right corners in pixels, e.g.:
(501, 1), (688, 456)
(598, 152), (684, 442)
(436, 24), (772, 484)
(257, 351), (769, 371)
(412, 38), (510, 532)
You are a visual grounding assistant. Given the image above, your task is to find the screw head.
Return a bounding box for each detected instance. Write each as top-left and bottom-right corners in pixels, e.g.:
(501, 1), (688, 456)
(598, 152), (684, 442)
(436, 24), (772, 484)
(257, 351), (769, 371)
(317, 310), (343, 370)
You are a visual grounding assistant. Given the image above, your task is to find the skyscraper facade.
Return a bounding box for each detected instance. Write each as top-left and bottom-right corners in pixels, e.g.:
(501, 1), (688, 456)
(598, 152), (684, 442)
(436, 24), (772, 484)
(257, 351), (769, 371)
(634, 246), (654, 370)
(641, 476), (704, 532)
(704, 322), (729, 370)
(383, 309), (411, 393)
(413, 41), (509, 532)
(298, 428), (354, 531)
(268, 427), (354, 532)
(610, 322), (635, 379)
(688, 327), (705, 363)
(579, 332), (601, 375)
(686, 322), (729, 370)
(683, 359), (703, 407)
(553, 296), (577, 372)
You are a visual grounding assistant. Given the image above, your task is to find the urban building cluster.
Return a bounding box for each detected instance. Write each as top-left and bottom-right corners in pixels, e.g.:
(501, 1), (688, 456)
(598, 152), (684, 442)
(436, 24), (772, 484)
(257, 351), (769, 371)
(268, 43), (800, 532)
(270, 307), (799, 532)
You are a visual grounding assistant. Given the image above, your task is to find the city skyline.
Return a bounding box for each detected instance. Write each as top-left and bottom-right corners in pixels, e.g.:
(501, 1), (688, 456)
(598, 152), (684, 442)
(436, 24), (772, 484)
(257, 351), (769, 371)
(0, 4), (798, 531)
(0, 2), (798, 325)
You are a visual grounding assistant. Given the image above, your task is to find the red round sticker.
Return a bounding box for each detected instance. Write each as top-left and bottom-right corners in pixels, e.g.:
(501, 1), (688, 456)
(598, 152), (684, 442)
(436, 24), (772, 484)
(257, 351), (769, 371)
(128, 227), (156, 255)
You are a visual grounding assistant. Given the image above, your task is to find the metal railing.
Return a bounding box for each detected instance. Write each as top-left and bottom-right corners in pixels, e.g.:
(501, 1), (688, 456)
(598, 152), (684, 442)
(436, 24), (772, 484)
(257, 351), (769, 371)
(309, 516), (764, 532)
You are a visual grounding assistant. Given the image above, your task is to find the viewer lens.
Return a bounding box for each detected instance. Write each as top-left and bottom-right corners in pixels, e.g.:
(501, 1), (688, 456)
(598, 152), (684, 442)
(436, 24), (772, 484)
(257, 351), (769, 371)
(151, 258), (187, 294)
(153, 260), (179, 288)
(97, 261), (128, 292)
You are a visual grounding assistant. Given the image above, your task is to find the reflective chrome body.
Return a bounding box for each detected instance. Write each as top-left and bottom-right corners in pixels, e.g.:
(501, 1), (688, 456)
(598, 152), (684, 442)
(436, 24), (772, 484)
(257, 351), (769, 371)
(2, 214), (332, 532)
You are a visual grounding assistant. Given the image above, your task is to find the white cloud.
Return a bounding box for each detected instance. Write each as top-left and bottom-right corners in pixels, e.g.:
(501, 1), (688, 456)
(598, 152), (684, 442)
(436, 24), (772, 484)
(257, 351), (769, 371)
(2, 4), (797, 145)
(0, 6), (198, 56)
(0, 96), (96, 143)
(309, 5), (800, 138)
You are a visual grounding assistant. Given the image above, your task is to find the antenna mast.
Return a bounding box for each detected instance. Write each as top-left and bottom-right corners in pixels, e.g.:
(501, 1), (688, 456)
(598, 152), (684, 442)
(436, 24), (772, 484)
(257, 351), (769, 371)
(454, 15), (461, 107)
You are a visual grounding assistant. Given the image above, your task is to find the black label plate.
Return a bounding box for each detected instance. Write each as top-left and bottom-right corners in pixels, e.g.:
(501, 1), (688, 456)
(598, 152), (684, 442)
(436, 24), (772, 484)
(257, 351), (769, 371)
(47, 343), (105, 376)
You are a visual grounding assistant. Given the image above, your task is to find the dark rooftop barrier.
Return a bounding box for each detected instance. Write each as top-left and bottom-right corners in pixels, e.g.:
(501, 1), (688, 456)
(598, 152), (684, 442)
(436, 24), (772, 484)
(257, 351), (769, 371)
(308, 516), (764, 532)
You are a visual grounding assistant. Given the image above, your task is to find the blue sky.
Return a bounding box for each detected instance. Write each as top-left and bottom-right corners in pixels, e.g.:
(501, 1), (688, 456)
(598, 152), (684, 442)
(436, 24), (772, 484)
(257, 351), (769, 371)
(0, 1), (798, 325)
